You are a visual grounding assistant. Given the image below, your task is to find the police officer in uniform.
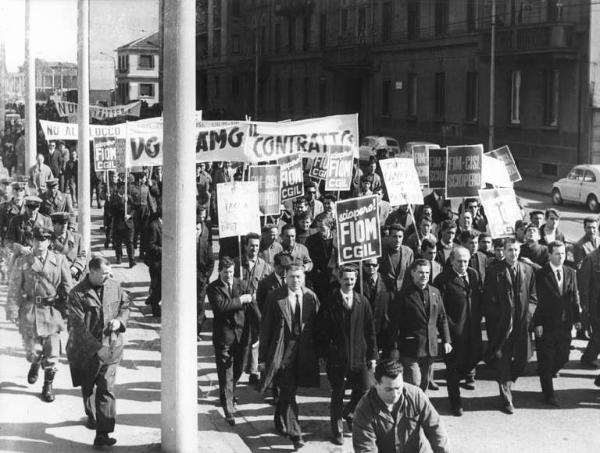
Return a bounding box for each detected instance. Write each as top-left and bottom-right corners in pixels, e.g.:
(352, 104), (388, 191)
(5, 227), (73, 402)
(39, 177), (74, 217)
(0, 181), (26, 281)
(50, 212), (87, 281)
(5, 195), (53, 259)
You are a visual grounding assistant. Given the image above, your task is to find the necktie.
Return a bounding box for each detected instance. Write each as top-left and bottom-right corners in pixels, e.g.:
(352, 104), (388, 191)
(461, 275), (469, 290)
(556, 269), (561, 282)
(295, 294), (301, 317)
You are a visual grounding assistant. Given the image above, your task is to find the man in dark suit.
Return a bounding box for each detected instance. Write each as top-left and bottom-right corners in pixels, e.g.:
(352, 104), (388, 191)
(305, 212), (336, 303)
(533, 241), (582, 406)
(258, 264), (320, 450)
(578, 245), (600, 367)
(317, 265), (378, 445)
(433, 247), (482, 416)
(436, 220), (457, 266)
(420, 238), (443, 284)
(234, 232), (272, 386)
(520, 223), (549, 269)
(388, 259), (452, 392)
(143, 210), (162, 317)
(361, 258), (394, 353)
(196, 207), (214, 337)
(484, 238), (538, 414)
(573, 217), (600, 267)
(378, 224), (414, 292)
(207, 257), (260, 426)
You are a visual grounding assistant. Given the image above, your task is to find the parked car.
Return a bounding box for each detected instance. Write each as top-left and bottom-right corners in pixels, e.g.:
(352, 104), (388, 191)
(401, 141), (440, 158)
(552, 164), (600, 212)
(359, 136), (400, 163)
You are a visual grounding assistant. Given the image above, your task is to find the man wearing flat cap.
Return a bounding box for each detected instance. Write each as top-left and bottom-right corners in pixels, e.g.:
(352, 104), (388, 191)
(5, 195), (53, 259)
(51, 212), (86, 281)
(6, 226), (73, 402)
(40, 177), (74, 217)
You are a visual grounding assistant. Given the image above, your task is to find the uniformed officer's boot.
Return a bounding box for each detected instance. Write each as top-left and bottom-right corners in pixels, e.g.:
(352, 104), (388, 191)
(27, 361), (41, 384)
(41, 369), (56, 402)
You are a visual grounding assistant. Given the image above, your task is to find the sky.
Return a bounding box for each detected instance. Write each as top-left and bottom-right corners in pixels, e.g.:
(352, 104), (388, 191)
(1, 0), (159, 89)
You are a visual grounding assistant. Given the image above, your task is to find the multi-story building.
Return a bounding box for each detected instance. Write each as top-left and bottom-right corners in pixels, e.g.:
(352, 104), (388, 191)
(116, 32), (160, 106)
(196, 0), (600, 178)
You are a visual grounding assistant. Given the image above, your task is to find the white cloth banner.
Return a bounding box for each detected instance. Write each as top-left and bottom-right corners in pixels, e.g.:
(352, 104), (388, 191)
(217, 181), (261, 238)
(54, 100), (142, 120)
(478, 188), (522, 238)
(379, 158), (424, 206)
(39, 119), (127, 141)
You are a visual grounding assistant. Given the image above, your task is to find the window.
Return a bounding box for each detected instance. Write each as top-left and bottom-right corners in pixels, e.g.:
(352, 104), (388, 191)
(302, 16), (310, 51)
(274, 77), (281, 113)
(382, 79), (391, 116)
(358, 7), (366, 40)
(466, 71), (478, 121)
(319, 78), (327, 114)
(232, 35), (240, 54)
(543, 69), (559, 127)
(434, 72), (446, 119)
(467, 0), (477, 32)
(407, 1), (419, 40)
(303, 78), (310, 112)
(139, 83), (154, 97)
(232, 75), (240, 98)
(341, 9), (349, 32)
(138, 55), (154, 69)
(213, 31), (221, 57)
(215, 75), (220, 97)
(288, 17), (295, 52)
(567, 168), (583, 180)
(118, 83), (128, 103)
(435, 0), (449, 36)
(319, 14), (327, 49)
(584, 170), (596, 183)
(510, 70), (521, 124)
(275, 23), (281, 53)
(382, 2), (392, 42)
(407, 73), (417, 117)
(231, 0), (240, 17)
(288, 78), (294, 111)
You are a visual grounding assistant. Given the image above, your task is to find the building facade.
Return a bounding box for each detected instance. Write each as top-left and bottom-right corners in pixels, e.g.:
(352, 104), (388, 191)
(116, 32), (160, 107)
(196, 0), (600, 178)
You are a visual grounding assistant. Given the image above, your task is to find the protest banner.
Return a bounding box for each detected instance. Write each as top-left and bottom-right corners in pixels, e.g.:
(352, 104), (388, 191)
(485, 145), (522, 183)
(379, 158), (424, 206)
(39, 120), (127, 141)
(279, 156), (304, 201)
(445, 144), (483, 198)
(411, 144), (438, 186)
(55, 100), (142, 120)
(428, 147), (447, 191)
(482, 155), (512, 188)
(309, 156), (328, 180)
(325, 151), (353, 191)
(478, 188), (522, 238)
(248, 165), (281, 216)
(336, 195), (381, 264)
(217, 181), (261, 238)
(244, 113), (359, 161)
(115, 138), (126, 174)
(93, 136), (118, 171)
(195, 123), (250, 162)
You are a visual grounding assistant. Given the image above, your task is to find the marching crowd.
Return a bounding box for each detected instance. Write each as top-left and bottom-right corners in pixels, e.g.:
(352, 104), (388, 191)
(2, 145), (600, 451)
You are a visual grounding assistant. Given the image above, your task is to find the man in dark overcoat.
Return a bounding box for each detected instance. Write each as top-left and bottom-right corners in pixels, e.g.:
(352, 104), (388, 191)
(578, 245), (600, 367)
(196, 207), (214, 336)
(66, 256), (130, 448)
(108, 182), (135, 267)
(483, 238), (537, 414)
(258, 264), (320, 450)
(533, 241), (581, 406)
(207, 256), (260, 426)
(360, 257), (393, 353)
(378, 224), (414, 292)
(433, 246), (482, 416)
(317, 265), (378, 445)
(144, 209), (162, 317)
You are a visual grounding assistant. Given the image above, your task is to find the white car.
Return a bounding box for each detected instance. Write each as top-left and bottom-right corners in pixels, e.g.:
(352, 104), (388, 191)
(552, 164), (600, 212)
(359, 136), (400, 163)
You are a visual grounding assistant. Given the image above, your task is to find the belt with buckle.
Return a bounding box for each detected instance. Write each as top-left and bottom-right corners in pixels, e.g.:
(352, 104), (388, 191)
(33, 296), (58, 306)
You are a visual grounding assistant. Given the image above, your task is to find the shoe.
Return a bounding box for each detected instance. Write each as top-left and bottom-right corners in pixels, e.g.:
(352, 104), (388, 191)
(93, 433), (117, 448)
(343, 414), (353, 431)
(553, 371), (560, 378)
(580, 360), (599, 369)
(428, 380), (440, 391)
(451, 405), (464, 417)
(145, 298), (152, 306)
(291, 436), (304, 450)
(331, 434), (343, 445)
(225, 414), (236, 426)
(85, 416), (97, 430)
(248, 373), (260, 386)
(502, 403), (514, 415)
(463, 380), (476, 391)
(115, 257), (122, 265)
(544, 396), (560, 407)
(595, 374), (600, 387)
(576, 331), (590, 341)
(27, 362), (40, 384)
(151, 306), (161, 317)
(129, 259), (136, 268)
(41, 369), (55, 403)
(275, 421), (288, 436)
(104, 239), (109, 248)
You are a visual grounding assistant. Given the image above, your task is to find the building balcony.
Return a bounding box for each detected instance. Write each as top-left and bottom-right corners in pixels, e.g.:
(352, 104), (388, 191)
(480, 22), (577, 59)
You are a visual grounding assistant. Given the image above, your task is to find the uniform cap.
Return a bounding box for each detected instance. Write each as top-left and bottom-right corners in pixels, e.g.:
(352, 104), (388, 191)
(32, 226), (53, 240)
(24, 195), (42, 205)
(46, 178), (59, 187)
(50, 212), (70, 223)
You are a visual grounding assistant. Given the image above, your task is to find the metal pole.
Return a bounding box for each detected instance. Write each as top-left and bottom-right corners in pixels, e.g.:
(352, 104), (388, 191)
(161, 0), (197, 451)
(488, 0), (496, 151)
(77, 0), (91, 256)
(24, 0), (37, 174)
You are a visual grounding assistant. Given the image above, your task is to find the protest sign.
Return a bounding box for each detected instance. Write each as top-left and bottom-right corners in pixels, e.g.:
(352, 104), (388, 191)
(485, 145), (522, 183)
(336, 196), (381, 264)
(379, 158), (424, 206)
(39, 120), (127, 141)
(325, 151), (353, 191)
(478, 188), (522, 238)
(195, 123), (250, 162)
(428, 147), (447, 190)
(279, 156), (304, 201)
(309, 156), (328, 180)
(93, 137), (118, 171)
(482, 155), (512, 188)
(217, 181), (261, 238)
(55, 100), (142, 120)
(411, 144), (437, 186)
(248, 165), (281, 216)
(244, 113), (359, 161)
(445, 145), (483, 198)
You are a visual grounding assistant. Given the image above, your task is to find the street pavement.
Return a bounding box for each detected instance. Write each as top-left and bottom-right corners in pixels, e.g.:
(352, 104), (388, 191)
(1, 197), (600, 453)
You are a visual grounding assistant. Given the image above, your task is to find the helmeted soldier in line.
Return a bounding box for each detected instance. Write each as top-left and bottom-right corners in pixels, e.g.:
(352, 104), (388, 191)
(50, 212), (87, 281)
(5, 226), (73, 402)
